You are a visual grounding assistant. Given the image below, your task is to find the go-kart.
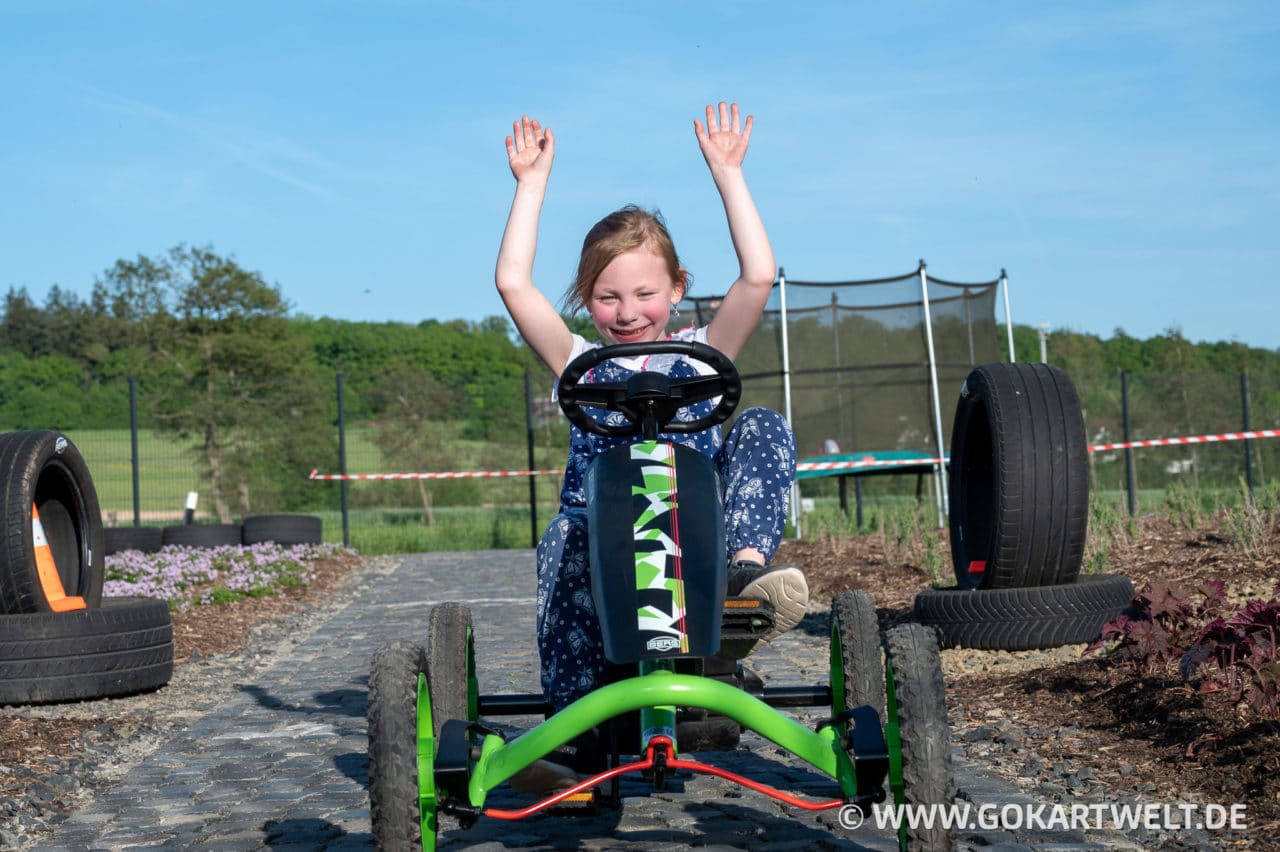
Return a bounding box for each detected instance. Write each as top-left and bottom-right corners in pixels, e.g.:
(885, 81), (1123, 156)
(367, 340), (955, 851)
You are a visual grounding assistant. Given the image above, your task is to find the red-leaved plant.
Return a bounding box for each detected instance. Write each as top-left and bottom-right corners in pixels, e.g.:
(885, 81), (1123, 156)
(1087, 578), (1280, 720)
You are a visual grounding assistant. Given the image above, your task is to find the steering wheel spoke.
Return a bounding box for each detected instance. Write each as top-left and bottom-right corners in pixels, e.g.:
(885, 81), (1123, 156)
(667, 374), (727, 407)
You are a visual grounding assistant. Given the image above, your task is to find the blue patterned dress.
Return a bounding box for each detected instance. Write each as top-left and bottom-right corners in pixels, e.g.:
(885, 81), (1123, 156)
(536, 327), (796, 710)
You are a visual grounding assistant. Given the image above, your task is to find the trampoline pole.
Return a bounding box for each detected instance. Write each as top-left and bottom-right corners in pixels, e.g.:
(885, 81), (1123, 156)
(919, 261), (950, 525)
(778, 268), (800, 539)
(1001, 269), (1016, 362)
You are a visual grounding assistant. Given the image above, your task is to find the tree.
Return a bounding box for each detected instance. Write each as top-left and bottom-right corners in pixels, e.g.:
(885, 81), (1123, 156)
(97, 245), (328, 521)
(366, 364), (465, 525)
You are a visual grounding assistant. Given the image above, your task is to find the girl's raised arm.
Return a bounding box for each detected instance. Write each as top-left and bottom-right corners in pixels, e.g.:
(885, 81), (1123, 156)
(694, 102), (776, 361)
(495, 115), (575, 374)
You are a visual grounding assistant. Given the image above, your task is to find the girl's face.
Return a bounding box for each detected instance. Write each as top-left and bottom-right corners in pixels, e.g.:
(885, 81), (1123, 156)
(588, 246), (685, 345)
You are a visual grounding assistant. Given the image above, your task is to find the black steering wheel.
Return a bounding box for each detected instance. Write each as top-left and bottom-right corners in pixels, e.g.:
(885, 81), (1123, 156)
(557, 340), (742, 438)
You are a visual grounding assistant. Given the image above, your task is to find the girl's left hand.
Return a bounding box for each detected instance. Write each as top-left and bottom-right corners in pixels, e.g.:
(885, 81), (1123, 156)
(694, 102), (753, 170)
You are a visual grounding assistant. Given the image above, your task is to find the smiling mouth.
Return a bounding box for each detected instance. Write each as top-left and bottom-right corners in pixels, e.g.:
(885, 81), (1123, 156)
(611, 325), (649, 340)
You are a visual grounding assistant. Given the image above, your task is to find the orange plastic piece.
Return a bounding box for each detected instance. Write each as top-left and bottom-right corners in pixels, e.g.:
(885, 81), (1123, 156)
(32, 503), (86, 612)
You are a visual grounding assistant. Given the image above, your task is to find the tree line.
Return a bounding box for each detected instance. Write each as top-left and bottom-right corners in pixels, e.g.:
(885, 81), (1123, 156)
(3, 245), (1277, 517)
(0, 246), (548, 521)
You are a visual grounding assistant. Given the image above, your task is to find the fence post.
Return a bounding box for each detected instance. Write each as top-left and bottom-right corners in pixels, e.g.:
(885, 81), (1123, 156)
(337, 372), (350, 548)
(129, 377), (141, 527)
(525, 370), (538, 549)
(1241, 370), (1255, 499)
(1121, 370), (1137, 517)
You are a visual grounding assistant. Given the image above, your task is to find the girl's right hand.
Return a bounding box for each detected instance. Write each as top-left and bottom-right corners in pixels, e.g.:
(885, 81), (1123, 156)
(505, 115), (554, 182)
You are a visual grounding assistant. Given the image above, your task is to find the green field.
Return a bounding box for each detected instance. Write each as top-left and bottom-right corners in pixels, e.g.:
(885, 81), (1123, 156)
(65, 427), (388, 521)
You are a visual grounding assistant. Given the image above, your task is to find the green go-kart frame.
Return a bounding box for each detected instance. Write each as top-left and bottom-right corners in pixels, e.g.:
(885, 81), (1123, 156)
(367, 341), (955, 851)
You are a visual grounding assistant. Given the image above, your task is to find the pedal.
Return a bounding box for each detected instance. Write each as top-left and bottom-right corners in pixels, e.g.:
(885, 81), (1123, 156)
(718, 596), (776, 659)
(721, 596), (776, 635)
(547, 787), (604, 815)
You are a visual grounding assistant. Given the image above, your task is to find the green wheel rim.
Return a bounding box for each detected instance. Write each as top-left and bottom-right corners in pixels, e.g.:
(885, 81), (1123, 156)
(416, 671), (438, 851)
(829, 617), (848, 721)
(883, 656), (906, 851)
(465, 626), (478, 721)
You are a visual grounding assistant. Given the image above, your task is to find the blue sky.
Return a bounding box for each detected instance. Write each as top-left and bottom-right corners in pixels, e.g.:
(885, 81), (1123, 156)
(3, 1), (1277, 349)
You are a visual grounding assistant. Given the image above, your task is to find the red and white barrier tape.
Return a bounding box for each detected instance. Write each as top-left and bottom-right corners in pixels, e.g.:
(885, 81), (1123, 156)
(308, 468), (562, 481)
(308, 429), (1279, 481)
(1089, 428), (1279, 452)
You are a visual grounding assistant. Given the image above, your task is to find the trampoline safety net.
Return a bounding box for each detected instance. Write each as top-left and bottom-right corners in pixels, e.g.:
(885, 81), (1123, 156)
(674, 264), (1007, 462)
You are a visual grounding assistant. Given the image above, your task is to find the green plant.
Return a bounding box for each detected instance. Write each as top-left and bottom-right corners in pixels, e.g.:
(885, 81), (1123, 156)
(1083, 492), (1126, 574)
(919, 524), (948, 587)
(1223, 476), (1277, 561)
(1163, 480), (1204, 530)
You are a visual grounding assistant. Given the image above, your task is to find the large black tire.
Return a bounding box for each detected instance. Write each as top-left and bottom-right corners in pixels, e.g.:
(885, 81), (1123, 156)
(0, 430), (105, 613)
(104, 526), (164, 555)
(0, 596), (173, 705)
(948, 362), (1088, 590)
(830, 589), (884, 722)
(369, 639), (435, 851)
(914, 573), (1134, 651)
(426, 603), (477, 740)
(162, 524), (243, 548)
(883, 624), (955, 852)
(242, 514), (323, 547)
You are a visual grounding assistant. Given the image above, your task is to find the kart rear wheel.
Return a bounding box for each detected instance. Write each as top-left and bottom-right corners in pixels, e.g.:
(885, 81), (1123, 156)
(369, 640), (436, 852)
(883, 624), (955, 852)
(426, 603), (477, 738)
(830, 590), (884, 721)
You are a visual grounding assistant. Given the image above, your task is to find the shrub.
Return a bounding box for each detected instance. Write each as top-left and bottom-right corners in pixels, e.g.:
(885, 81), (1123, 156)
(1088, 577), (1280, 720)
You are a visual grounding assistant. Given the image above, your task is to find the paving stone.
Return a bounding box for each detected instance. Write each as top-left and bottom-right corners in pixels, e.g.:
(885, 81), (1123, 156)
(39, 551), (1214, 850)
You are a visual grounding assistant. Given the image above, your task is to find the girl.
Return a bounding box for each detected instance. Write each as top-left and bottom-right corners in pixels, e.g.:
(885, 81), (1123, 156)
(495, 102), (807, 718)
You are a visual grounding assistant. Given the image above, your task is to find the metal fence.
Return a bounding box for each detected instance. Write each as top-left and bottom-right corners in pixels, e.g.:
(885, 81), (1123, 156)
(59, 365), (1279, 546)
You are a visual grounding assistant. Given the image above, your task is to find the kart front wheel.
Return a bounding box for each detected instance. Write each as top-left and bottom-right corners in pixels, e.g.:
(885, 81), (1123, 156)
(369, 640), (437, 852)
(883, 624), (955, 852)
(426, 602), (478, 737)
(830, 589), (884, 721)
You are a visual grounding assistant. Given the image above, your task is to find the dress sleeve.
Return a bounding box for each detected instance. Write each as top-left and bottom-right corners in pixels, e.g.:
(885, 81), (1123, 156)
(552, 334), (594, 401)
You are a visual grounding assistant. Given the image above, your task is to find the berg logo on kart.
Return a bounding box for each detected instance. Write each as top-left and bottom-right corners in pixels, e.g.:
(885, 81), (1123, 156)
(631, 441), (689, 655)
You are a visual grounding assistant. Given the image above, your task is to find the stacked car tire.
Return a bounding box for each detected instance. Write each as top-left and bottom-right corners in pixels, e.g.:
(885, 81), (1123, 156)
(913, 363), (1134, 650)
(103, 514), (324, 556)
(0, 430), (174, 704)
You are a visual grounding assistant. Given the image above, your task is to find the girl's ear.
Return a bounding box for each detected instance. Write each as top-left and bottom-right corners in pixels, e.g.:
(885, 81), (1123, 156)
(672, 268), (689, 303)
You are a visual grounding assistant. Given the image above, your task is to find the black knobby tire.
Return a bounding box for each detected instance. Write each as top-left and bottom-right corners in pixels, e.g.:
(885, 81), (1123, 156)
(0, 596), (173, 705)
(426, 602), (477, 739)
(369, 639), (434, 851)
(104, 526), (164, 555)
(0, 430), (105, 613)
(883, 624), (956, 852)
(948, 362), (1088, 590)
(242, 514), (323, 547)
(914, 573), (1135, 651)
(830, 589), (885, 722)
(161, 524), (244, 548)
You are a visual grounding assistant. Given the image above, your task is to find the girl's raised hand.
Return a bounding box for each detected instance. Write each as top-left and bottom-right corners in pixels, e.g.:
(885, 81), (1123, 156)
(505, 115), (554, 182)
(694, 101), (753, 171)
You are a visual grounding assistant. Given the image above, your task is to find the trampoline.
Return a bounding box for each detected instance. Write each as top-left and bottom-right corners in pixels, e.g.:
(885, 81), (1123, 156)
(796, 450), (942, 527)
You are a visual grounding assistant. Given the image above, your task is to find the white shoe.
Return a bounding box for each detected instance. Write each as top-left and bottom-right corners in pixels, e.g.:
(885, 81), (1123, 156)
(727, 561), (809, 641)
